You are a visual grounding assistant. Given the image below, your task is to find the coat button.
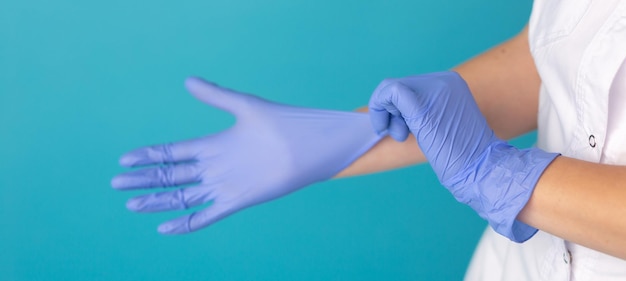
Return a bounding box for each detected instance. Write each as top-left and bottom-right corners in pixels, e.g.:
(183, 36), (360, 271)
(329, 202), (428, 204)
(563, 250), (572, 264)
(589, 135), (596, 148)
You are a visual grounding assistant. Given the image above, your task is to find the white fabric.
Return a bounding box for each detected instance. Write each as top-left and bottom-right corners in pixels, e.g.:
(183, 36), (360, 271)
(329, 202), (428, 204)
(464, 0), (626, 280)
(603, 59), (626, 165)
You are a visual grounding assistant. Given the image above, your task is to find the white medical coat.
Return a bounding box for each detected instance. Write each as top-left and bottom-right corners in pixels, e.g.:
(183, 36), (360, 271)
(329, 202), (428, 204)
(464, 0), (626, 280)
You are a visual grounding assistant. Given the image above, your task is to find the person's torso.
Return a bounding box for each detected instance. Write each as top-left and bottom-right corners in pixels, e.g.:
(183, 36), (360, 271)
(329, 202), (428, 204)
(464, 2), (626, 280)
(531, 0), (626, 279)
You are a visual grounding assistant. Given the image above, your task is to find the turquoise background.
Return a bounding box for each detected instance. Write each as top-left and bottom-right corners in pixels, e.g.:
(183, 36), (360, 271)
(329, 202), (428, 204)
(1, 1), (534, 280)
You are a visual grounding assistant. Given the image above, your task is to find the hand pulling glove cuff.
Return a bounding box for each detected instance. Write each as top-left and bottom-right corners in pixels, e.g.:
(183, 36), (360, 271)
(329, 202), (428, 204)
(368, 71), (559, 243)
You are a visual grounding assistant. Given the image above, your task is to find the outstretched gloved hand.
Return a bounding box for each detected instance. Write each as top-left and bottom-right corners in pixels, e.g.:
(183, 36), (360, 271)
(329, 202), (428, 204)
(369, 71), (559, 242)
(112, 77), (384, 234)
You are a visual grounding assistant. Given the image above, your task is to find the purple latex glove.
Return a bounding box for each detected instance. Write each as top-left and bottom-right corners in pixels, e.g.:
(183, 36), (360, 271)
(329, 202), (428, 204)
(369, 71), (558, 242)
(112, 77), (384, 234)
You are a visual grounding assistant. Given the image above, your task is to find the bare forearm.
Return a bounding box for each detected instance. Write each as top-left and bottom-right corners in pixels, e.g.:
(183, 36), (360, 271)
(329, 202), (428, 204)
(454, 26), (539, 140)
(519, 157), (626, 259)
(337, 26), (538, 177)
(335, 133), (424, 177)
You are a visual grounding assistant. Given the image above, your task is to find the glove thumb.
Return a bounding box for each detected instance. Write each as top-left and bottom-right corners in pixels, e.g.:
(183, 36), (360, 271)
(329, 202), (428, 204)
(185, 77), (250, 115)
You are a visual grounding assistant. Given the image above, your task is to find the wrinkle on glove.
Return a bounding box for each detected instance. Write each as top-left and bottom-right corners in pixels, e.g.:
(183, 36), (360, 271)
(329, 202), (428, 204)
(368, 71), (558, 242)
(112, 77), (384, 234)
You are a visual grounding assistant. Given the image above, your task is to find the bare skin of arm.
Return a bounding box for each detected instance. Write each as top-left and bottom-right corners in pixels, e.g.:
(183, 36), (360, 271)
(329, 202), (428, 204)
(519, 157), (626, 260)
(336, 26), (540, 177)
(337, 26), (626, 259)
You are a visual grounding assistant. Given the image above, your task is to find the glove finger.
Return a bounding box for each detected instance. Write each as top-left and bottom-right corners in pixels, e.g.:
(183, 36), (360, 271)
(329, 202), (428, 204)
(126, 185), (216, 212)
(111, 163), (201, 190)
(185, 77), (253, 116)
(157, 202), (236, 234)
(370, 82), (405, 135)
(370, 81), (424, 131)
(388, 115), (410, 142)
(119, 139), (203, 167)
(368, 108), (390, 135)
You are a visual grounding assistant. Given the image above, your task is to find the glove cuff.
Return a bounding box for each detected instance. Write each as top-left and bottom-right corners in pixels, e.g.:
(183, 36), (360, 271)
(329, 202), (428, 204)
(443, 143), (559, 242)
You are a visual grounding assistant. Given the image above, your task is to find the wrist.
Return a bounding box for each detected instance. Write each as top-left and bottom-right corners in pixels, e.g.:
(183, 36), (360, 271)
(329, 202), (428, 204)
(443, 141), (559, 242)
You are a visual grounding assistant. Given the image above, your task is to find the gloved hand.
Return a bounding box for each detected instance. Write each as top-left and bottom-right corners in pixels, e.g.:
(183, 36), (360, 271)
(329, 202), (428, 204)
(112, 77), (384, 234)
(368, 71), (559, 242)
